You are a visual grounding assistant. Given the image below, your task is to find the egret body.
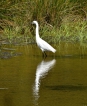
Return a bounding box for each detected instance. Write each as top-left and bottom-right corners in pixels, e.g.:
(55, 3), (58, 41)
(32, 21), (56, 57)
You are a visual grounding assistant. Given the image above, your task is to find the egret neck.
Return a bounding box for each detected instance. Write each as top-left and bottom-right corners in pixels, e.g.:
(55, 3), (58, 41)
(35, 22), (40, 39)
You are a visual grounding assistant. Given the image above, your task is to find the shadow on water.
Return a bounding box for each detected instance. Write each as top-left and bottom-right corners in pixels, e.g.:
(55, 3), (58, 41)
(0, 46), (22, 59)
(46, 85), (87, 91)
(33, 59), (56, 105)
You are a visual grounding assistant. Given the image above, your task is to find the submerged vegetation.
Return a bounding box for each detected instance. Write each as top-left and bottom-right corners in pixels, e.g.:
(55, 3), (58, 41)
(0, 0), (87, 44)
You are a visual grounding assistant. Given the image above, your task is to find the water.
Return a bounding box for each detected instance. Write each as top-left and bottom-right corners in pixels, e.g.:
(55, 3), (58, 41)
(0, 43), (87, 106)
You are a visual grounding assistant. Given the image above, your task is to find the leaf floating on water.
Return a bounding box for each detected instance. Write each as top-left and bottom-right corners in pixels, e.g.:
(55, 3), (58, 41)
(2, 48), (16, 51)
(0, 88), (8, 90)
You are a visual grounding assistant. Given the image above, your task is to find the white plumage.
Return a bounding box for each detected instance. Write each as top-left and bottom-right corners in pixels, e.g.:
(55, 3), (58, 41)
(32, 21), (56, 57)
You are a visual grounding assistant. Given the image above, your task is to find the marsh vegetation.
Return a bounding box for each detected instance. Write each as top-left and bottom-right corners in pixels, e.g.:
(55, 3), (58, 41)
(0, 0), (87, 44)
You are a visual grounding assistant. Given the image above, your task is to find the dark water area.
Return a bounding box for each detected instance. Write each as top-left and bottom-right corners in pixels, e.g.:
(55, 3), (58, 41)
(0, 43), (87, 106)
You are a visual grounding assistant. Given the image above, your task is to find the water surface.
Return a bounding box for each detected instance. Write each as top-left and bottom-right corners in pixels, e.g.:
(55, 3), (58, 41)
(0, 43), (87, 106)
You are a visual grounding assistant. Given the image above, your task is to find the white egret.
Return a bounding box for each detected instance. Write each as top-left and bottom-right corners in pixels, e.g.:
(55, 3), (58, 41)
(32, 21), (56, 57)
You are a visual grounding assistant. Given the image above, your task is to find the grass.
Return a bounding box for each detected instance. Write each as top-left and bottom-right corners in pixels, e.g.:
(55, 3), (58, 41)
(0, 0), (87, 44)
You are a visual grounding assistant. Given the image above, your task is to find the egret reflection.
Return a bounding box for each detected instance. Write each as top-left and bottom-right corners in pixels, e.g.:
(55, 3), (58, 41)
(33, 59), (56, 104)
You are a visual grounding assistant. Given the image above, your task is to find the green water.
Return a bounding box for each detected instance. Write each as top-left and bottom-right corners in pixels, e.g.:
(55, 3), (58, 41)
(0, 43), (87, 106)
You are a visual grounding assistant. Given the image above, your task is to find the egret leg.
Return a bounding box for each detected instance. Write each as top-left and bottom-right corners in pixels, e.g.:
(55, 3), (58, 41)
(44, 51), (47, 57)
(43, 51), (47, 58)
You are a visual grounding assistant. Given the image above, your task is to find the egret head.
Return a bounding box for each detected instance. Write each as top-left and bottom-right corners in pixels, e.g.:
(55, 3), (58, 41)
(32, 21), (38, 25)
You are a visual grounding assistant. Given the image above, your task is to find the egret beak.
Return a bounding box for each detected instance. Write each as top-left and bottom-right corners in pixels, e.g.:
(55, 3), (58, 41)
(32, 21), (34, 24)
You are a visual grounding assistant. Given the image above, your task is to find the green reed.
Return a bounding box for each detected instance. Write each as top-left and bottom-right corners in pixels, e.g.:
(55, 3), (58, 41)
(0, 0), (87, 44)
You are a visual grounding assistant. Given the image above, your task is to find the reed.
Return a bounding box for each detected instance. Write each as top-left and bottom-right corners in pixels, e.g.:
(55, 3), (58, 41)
(0, 0), (87, 44)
